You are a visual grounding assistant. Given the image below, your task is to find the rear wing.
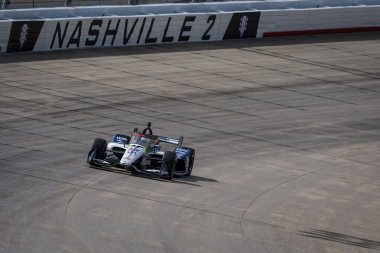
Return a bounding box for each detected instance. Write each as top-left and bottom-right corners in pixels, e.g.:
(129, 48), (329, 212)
(159, 136), (183, 147)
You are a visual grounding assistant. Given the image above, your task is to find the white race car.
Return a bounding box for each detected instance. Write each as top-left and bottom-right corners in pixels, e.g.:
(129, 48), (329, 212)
(87, 123), (195, 180)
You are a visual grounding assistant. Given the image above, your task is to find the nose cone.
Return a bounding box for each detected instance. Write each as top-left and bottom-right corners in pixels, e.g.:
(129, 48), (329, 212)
(120, 144), (145, 165)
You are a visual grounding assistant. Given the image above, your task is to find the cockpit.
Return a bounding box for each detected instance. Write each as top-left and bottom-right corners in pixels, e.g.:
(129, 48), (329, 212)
(130, 133), (155, 147)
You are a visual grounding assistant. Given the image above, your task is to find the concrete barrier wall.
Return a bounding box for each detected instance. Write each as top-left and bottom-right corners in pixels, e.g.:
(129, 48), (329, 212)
(1, 4), (380, 53)
(2, 0), (380, 18)
(0, 22), (11, 52)
(258, 6), (380, 37)
(1, 12), (262, 52)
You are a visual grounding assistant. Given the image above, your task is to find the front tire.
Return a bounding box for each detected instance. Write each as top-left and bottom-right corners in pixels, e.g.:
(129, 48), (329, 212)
(90, 138), (107, 160)
(181, 147), (195, 176)
(159, 151), (176, 180)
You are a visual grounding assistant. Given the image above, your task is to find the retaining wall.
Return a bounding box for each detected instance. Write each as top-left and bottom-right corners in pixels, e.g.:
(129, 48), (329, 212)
(1, 1), (379, 53)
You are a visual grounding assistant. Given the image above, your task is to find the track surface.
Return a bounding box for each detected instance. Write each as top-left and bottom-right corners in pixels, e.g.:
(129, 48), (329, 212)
(1, 32), (380, 253)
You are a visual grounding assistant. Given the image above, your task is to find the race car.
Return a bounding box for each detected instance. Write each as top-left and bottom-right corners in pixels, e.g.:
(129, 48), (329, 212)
(87, 123), (195, 180)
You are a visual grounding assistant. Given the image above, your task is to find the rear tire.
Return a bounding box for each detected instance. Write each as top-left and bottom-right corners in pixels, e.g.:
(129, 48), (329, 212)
(90, 138), (107, 160)
(159, 151), (176, 180)
(181, 147), (195, 176)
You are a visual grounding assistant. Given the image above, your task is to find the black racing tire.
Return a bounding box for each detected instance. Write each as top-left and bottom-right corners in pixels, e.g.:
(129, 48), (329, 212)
(181, 147), (195, 176)
(159, 151), (176, 180)
(91, 138), (107, 160)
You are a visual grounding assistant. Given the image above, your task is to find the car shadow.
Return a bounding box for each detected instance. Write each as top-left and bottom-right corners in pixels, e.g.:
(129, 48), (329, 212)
(297, 229), (380, 250)
(175, 175), (219, 183)
(90, 165), (216, 187)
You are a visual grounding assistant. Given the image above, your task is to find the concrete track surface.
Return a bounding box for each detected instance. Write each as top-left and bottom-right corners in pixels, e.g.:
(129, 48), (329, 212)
(1, 32), (380, 253)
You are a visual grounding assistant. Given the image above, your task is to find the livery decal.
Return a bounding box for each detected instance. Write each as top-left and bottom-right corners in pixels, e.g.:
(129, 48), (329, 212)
(7, 21), (44, 52)
(223, 12), (261, 40)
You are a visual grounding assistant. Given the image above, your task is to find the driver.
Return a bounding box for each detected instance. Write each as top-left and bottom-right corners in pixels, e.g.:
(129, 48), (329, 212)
(142, 122), (160, 151)
(142, 122), (153, 135)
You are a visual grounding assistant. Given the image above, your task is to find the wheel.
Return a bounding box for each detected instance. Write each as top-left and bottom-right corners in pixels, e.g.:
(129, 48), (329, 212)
(159, 151), (176, 180)
(90, 138), (107, 160)
(181, 147), (195, 176)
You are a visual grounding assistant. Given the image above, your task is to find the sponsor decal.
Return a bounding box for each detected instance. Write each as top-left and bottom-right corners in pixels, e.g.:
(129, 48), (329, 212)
(175, 148), (190, 159)
(114, 136), (128, 144)
(223, 12), (261, 40)
(239, 16), (248, 38)
(19, 24), (29, 49)
(127, 145), (144, 157)
(7, 21), (44, 52)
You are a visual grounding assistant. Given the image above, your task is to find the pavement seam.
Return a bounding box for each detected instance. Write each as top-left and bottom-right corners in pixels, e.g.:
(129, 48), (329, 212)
(0, 165), (287, 232)
(239, 167), (328, 240)
(64, 171), (108, 215)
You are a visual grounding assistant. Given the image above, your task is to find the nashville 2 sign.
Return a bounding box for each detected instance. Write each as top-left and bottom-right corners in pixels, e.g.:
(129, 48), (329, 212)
(4, 12), (260, 52)
(49, 16), (216, 49)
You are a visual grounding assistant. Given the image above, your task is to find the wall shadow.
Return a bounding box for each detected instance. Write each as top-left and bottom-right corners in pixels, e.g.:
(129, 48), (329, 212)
(1, 31), (379, 64)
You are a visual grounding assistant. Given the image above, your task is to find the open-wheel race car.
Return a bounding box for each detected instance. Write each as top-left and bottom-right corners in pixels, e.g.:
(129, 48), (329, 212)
(87, 123), (195, 180)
